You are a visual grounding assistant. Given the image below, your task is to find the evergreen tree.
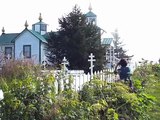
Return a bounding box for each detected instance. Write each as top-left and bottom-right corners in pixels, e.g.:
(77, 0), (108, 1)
(47, 5), (106, 73)
(112, 29), (130, 59)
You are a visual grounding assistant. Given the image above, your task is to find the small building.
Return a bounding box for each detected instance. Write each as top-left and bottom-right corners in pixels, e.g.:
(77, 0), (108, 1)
(0, 14), (48, 64)
(101, 37), (119, 69)
(85, 4), (119, 69)
(85, 4), (97, 25)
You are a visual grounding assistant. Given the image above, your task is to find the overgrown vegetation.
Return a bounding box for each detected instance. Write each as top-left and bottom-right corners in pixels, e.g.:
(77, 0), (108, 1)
(0, 59), (159, 120)
(0, 60), (56, 120)
(133, 60), (160, 120)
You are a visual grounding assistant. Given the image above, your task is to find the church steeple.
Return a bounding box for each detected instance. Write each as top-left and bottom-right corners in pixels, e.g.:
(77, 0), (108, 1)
(32, 13), (48, 35)
(85, 4), (97, 25)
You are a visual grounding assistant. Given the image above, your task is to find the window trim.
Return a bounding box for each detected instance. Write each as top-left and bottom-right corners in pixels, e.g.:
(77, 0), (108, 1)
(41, 24), (46, 31)
(23, 45), (31, 58)
(5, 47), (12, 59)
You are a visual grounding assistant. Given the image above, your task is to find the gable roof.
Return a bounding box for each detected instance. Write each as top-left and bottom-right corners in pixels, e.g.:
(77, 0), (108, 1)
(42, 31), (59, 40)
(12, 28), (47, 43)
(0, 33), (19, 44)
(29, 30), (47, 43)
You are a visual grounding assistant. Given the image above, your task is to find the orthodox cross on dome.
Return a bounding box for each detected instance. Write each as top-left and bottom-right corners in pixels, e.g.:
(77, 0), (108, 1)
(88, 53), (96, 79)
(39, 13), (43, 22)
(24, 20), (29, 28)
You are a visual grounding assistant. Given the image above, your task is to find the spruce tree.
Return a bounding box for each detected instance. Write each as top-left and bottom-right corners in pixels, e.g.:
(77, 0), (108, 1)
(47, 5), (106, 73)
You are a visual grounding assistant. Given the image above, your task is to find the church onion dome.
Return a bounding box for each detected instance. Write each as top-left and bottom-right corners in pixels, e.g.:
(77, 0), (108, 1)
(33, 21), (47, 25)
(2, 27), (5, 34)
(39, 13), (43, 22)
(32, 13), (48, 35)
(85, 3), (97, 17)
(32, 13), (47, 26)
(25, 20), (29, 28)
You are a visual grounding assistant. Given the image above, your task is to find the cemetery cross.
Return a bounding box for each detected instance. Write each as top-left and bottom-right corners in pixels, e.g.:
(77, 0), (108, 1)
(88, 53), (96, 79)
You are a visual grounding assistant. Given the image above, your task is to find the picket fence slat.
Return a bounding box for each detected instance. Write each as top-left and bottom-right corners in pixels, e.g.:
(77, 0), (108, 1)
(51, 69), (117, 92)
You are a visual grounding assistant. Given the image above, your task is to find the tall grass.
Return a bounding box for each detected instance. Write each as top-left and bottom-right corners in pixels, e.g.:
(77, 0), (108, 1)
(1, 59), (41, 80)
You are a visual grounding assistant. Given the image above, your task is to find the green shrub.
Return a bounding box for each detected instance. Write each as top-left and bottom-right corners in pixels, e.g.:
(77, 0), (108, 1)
(0, 59), (157, 120)
(0, 60), (56, 120)
(133, 61), (160, 120)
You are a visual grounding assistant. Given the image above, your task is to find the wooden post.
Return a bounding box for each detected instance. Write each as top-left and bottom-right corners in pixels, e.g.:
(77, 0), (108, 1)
(109, 46), (112, 68)
(61, 57), (69, 90)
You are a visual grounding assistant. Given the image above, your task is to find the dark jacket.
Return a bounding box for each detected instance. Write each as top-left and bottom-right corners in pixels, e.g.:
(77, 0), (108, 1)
(118, 66), (131, 80)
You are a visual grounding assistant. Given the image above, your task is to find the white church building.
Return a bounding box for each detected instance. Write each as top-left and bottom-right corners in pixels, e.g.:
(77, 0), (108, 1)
(0, 6), (117, 68)
(0, 14), (48, 64)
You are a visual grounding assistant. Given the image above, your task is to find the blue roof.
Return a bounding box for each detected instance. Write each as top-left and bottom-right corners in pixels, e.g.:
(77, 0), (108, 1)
(0, 33), (19, 44)
(43, 31), (59, 40)
(32, 21), (47, 25)
(29, 30), (47, 43)
(101, 38), (113, 45)
(9, 29), (47, 43)
(85, 11), (97, 17)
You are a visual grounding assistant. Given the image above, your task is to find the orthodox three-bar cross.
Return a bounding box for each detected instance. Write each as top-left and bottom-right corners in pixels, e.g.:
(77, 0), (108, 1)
(88, 53), (96, 79)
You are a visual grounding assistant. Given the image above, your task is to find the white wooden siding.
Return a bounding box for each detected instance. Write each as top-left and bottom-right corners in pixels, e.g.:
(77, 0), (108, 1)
(41, 43), (47, 63)
(14, 30), (40, 64)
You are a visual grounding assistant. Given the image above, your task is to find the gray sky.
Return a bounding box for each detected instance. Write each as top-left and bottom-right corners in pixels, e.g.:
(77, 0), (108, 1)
(0, 0), (160, 62)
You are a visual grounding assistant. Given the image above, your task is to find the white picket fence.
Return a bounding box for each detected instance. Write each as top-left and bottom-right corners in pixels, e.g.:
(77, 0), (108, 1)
(69, 70), (117, 91)
(47, 69), (119, 92)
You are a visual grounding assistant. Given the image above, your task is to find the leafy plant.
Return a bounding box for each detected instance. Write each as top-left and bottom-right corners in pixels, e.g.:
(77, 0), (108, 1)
(0, 59), (158, 120)
(133, 60), (160, 119)
(79, 78), (152, 120)
(0, 60), (56, 120)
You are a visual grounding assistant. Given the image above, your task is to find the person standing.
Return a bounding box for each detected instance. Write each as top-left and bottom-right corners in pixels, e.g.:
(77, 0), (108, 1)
(114, 59), (133, 88)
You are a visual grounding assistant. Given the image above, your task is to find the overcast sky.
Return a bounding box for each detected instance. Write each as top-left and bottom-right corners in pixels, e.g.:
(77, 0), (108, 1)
(0, 0), (160, 62)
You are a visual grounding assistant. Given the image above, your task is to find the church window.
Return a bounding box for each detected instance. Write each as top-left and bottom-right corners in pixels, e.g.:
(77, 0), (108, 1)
(23, 45), (31, 58)
(41, 24), (46, 31)
(5, 47), (12, 59)
(88, 17), (96, 24)
(89, 18), (92, 22)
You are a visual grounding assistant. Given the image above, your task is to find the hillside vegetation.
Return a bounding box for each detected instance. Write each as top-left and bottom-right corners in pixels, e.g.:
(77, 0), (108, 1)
(0, 60), (159, 120)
